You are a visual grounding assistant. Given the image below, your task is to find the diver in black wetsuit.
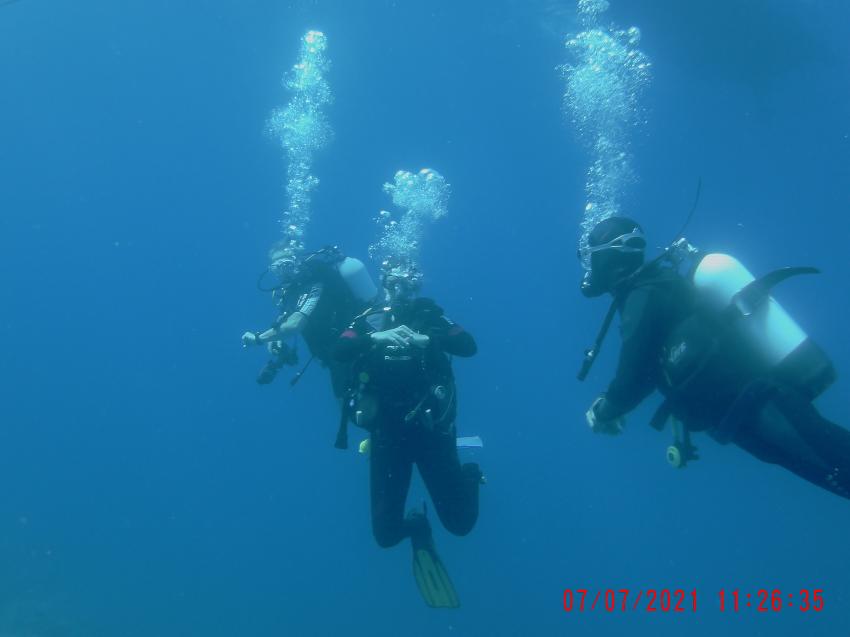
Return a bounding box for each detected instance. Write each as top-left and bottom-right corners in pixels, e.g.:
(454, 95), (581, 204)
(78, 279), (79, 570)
(581, 216), (850, 500)
(334, 264), (481, 607)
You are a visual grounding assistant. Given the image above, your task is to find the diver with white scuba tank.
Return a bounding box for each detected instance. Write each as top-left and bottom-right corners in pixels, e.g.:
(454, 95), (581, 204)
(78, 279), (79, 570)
(242, 243), (379, 397)
(579, 216), (850, 500)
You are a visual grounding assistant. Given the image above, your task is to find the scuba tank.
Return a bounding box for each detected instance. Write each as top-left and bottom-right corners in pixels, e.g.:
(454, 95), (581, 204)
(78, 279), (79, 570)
(668, 252), (836, 402)
(655, 250), (836, 457)
(300, 247), (378, 306)
(642, 243), (835, 465)
(693, 253), (807, 364)
(337, 256), (378, 304)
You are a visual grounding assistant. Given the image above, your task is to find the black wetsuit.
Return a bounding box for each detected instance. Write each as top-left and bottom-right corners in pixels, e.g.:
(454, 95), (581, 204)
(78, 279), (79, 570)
(335, 297), (481, 547)
(596, 264), (850, 500)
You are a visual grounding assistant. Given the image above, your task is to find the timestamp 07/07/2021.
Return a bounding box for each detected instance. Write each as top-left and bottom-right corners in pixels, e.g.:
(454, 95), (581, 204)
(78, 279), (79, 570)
(562, 589), (825, 613)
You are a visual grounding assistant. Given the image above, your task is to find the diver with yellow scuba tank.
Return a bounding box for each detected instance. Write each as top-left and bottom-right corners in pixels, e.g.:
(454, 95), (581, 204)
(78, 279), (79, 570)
(579, 215), (850, 500)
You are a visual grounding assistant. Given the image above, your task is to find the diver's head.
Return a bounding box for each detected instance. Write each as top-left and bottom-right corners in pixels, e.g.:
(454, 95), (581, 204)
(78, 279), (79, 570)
(267, 243), (301, 286)
(580, 216), (646, 297)
(381, 262), (422, 306)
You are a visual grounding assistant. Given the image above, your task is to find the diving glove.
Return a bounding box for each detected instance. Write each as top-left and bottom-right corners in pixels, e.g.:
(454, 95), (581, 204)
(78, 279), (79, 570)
(586, 395), (625, 435)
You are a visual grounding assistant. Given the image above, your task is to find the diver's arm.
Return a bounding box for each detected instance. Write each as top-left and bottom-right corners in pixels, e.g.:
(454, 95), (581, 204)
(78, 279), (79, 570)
(272, 282), (324, 337)
(242, 283), (323, 347)
(336, 318), (417, 361)
(595, 287), (662, 420)
(264, 314), (305, 340)
(433, 316), (477, 357)
(294, 282), (324, 322)
(242, 313), (306, 347)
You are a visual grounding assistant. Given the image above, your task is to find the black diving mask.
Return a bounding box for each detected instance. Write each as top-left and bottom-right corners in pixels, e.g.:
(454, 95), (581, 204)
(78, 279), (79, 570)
(579, 228), (647, 298)
(586, 228), (647, 255)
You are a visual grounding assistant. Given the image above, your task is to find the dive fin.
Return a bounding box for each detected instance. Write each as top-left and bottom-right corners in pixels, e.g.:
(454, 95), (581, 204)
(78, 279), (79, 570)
(411, 532), (460, 609)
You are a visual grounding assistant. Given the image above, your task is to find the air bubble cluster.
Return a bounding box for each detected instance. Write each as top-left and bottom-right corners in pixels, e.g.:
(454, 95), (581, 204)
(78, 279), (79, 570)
(266, 30), (333, 257)
(562, 2), (651, 267)
(369, 168), (451, 276)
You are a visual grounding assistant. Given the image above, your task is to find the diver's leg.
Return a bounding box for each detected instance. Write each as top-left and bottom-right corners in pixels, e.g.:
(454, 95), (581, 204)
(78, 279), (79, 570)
(415, 425), (481, 537)
(733, 388), (850, 499)
(370, 423), (415, 548)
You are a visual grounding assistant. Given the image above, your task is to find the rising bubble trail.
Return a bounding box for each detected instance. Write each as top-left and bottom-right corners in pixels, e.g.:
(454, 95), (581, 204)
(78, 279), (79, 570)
(267, 30), (333, 257)
(562, 0), (651, 266)
(369, 168), (451, 277)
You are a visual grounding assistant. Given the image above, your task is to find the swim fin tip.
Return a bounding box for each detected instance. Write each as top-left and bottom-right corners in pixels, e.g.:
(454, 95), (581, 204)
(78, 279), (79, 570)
(411, 532), (460, 609)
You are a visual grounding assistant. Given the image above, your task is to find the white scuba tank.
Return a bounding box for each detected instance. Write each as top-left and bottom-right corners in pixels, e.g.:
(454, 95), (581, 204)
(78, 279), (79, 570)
(692, 253), (806, 367)
(690, 252), (835, 400)
(337, 257), (378, 304)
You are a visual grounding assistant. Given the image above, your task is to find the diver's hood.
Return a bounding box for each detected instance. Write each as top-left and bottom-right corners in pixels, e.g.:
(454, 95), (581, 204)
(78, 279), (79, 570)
(581, 217), (647, 297)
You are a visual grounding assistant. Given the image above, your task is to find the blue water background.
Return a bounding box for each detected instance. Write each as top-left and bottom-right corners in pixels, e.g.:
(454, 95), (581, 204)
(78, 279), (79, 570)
(1, 1), (849, 635)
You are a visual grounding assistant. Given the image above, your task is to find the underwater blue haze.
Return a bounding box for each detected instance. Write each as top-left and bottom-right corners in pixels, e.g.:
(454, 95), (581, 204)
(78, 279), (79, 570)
(1, 0), (850, 635)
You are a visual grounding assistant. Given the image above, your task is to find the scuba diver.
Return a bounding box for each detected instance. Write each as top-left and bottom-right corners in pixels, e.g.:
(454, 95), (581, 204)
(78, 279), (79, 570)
(334, 264), (482, 608)
(242, 242), (378, 397)
(579, 216), (850, 500)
